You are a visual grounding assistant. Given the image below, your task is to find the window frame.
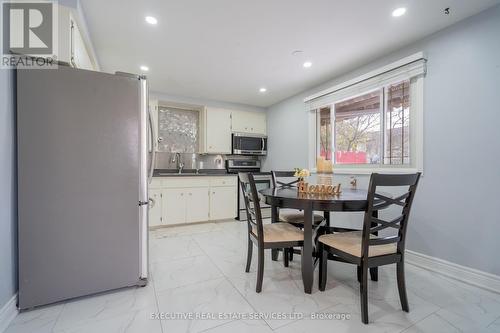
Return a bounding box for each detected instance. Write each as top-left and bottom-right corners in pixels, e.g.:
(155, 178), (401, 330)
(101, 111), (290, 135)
(309, 75), (423, 175)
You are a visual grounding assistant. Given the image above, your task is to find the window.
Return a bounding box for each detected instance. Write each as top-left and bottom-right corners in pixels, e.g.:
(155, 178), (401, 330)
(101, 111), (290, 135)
(385, 81), (410, 165)
(308, 53), (425, 173)
(334, 89), (382, 165)
(318, 107), (332, 160)
(318, 80), (411, 167)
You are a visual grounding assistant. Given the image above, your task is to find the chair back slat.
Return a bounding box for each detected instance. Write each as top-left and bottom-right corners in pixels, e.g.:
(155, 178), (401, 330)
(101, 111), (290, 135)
(373, 193), (409, 208)
(370, 216), (403, 232)
(360, 173), (421, 259)
(272, 171), (300, 188)
(369, 236), (401, 246)
(238, 172), (264, 240)
(370, 173), (420, 187)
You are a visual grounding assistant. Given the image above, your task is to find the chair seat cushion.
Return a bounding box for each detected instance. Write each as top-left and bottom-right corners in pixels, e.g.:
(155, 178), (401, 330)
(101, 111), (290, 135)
(279, 211), (324, 224)
(252, 223), (304, 243)
(318, 231), (396, 258)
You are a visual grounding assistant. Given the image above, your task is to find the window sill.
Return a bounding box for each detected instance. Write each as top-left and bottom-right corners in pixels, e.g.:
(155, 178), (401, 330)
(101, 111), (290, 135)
(311, 167), (421, 175)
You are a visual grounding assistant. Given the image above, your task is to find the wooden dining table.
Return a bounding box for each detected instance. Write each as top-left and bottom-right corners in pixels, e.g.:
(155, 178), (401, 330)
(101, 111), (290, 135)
(260, 187), (379, 294)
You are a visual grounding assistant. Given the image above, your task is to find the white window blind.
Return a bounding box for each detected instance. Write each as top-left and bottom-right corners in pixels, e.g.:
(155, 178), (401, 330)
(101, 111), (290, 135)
(305, 53), (426, 111)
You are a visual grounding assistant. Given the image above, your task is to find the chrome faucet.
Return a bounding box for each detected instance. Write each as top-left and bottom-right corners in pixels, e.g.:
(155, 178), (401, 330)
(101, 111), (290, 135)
(172, 153), (184, 174)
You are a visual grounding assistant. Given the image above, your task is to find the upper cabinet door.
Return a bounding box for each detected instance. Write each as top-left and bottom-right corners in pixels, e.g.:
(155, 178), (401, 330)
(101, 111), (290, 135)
(250, 112), (267, 135)
(231, 111), (267, 135)
(70, 16), (94, 70)
(204, 107), (232, 154)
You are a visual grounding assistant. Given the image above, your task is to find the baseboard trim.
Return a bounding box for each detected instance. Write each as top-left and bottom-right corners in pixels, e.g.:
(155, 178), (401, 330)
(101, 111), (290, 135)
(406, 250), (500, 294)
(0, 294), (18, 333)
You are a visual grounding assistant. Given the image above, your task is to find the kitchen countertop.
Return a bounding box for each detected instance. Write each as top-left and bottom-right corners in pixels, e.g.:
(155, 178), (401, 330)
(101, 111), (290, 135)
(153, 169), (236, 177)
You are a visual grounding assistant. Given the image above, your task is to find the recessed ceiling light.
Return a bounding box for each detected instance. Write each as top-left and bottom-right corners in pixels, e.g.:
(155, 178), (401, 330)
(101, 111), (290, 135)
(145, 16), (158, 25)
(392, 7), (407, 17)
(140, 65), (149, 72)
(259, 87), (267, 93)
(303, 61), (312, 68)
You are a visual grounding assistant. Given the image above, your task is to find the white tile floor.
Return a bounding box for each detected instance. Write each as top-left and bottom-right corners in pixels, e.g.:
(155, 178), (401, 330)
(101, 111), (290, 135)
(6, 221), (500, 333)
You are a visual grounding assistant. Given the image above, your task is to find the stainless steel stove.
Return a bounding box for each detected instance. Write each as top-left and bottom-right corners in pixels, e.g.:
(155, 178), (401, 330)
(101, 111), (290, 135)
(226, 159), (272, 221)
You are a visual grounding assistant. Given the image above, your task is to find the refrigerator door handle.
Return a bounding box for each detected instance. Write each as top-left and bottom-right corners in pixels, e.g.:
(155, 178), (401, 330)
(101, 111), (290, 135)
(139, 76), (149, 280)
(148, 106), (157, 184)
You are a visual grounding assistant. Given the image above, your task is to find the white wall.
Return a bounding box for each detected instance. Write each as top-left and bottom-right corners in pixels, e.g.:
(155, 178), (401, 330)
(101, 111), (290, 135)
(264, 5), (500, 276)
(151, 91), (267, 113)
(0, 69), (17, 310)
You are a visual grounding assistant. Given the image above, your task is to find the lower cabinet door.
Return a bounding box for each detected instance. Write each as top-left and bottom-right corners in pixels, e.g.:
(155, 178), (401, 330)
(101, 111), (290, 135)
(148, 189), (163, 227)
(185, 187), (210, 223)
(163, 188), (186, 225)
(210, 186), (237, 221)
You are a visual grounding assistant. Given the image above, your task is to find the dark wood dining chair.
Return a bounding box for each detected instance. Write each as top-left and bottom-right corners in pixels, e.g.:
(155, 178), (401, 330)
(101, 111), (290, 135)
(271, 171), (326, 262)
(239, 172), (304, 293)
(271, 171), (325, 227)
(318, 173), (421, 324)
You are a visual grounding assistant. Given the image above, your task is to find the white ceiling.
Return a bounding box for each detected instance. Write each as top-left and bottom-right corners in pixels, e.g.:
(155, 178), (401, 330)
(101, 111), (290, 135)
(81, 0), (499, 107)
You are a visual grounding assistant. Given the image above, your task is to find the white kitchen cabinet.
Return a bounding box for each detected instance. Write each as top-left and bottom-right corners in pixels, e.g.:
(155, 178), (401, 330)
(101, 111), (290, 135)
(186, 188), (210, 222)
(56, 4), (98, 71)
(231, 110), (267, 135)
(162, 178), (210, 225)
(252, 112), (267, 134)
(163, 188), (187, 225)
(149, 178), (162, 189)
(199, 108), (266, 153)
(163, 187), (209, 224)
(148, 189), (163, 227)
(164, 177), (210, 188)
(70, 14), (94, 70)
(149, 176), (237, 227)
(210, 186), (237, 220)
(209, 177), (237, 187)
(200, 107), (232, 154)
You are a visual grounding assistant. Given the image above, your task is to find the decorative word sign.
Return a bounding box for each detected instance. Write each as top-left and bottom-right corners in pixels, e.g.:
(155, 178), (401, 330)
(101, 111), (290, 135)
(298, 181), (342, 195)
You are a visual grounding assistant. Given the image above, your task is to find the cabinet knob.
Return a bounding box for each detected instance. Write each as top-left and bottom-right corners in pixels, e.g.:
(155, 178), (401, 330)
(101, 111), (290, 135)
(180, 193), (184, 196)
(189, 193), (192, 196)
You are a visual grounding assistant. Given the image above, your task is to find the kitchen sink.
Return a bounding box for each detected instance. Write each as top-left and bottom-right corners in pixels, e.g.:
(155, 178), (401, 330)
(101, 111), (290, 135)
(156, 172), (204, 176)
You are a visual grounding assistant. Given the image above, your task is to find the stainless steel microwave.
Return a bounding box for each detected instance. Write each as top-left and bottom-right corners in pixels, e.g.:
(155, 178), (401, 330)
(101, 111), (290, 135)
(232, 133), (267, 155)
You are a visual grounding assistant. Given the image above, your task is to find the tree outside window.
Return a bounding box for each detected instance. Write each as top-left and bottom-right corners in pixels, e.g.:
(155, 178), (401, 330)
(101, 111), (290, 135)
(317, 79), (411, 166)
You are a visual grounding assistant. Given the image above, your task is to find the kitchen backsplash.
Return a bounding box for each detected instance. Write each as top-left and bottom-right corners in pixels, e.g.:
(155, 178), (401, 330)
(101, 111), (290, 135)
(154, 153), (260, 170)
(155, 152), (226, 170)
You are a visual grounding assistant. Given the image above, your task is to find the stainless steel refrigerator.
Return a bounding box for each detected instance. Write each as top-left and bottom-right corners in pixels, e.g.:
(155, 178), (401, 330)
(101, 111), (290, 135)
(17, 64), (152, 310)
